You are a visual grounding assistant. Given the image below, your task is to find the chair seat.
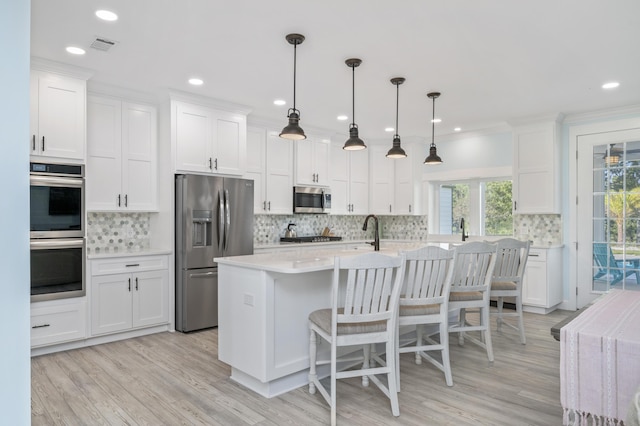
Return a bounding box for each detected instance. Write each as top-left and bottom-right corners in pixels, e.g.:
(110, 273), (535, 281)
(399, 303), (440, 316)
(491, 281), (517, 291)
(449, 291), (483, 301)
(309, 308), (387, 335)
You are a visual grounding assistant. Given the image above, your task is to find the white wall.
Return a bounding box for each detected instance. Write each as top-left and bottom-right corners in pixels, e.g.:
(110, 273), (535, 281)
(0, 0), (31, 423)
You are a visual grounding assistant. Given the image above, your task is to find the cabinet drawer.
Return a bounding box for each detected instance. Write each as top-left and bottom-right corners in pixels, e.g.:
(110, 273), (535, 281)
(91, 255), (169, 276)
(527, 248), (547, 262)
(31, 299), (86, 347)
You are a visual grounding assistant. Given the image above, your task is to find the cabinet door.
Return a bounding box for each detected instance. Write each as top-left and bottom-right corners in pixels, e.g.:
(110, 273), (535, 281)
(34, 73), (86, 160)
(212, 111), (246, 175)
(314, 139), (330, 186)
(522, 260), (547, 307)
(394, 157), (413, 215)
(132, 270), (169, 328)
(122, 102), (157, 211)
(295, 139), (315, 185)
(91, 273), (133, 335)
(369, 145), (394, 215)
(245, 126), (267, 213)
(265, 133), (293, 214)
(349, 149), (369, 215)
(330, 141), (350, 214)
(175, 103), (212, 173)
(87, 96), (123, 210)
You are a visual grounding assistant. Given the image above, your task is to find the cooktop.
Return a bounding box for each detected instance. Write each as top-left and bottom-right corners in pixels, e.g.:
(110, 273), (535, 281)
(280, 236), (343, 243)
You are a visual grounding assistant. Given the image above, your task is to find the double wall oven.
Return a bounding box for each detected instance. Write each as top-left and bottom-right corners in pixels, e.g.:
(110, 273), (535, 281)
(30, 162), (85, 302)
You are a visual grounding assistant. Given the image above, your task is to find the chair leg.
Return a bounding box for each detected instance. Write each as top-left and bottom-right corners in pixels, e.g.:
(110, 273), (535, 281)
(482, 304), (494, 362)
(330, 343), (337, 426)
(496, 297), (504, 331)
(386, 337), (400, 417)
(415, 325), (423, 365)
(440, 321), (453, 387)
(362, 344), (370, 387)
(516, 294), (526, 345)
(308, 328), (317, 394)
(458, 308), (466, 345)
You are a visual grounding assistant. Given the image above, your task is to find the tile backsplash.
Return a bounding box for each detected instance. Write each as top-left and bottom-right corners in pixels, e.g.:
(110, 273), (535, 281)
(87, 212), (562, 252)
(87, 212), (151, 254)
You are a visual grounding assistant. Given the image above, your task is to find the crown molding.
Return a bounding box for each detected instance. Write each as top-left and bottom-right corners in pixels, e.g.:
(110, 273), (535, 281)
(30, 56), (93, 80)
(563, 104), (640, 125)
(168, 89), (252, 115)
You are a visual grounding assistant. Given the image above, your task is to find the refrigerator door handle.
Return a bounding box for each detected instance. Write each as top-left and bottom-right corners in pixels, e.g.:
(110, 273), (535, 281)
(218, 189), (225, 252)
(189, 271), (216, 279)
(224, 189), (231, 252)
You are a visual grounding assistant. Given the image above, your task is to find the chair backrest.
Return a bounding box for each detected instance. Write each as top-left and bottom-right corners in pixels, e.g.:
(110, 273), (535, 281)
(401, 246), (454, 308)
(333, 252), (406, 326)
(492, 238), (531, 285)
(450, 241), (497, 293)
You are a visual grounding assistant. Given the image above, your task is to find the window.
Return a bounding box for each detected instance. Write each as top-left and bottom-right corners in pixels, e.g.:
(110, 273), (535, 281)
(435, 178), (512, 237)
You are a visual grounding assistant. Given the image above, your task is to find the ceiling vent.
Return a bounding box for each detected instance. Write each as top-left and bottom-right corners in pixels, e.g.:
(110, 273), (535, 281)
(90, 37), (117, 52)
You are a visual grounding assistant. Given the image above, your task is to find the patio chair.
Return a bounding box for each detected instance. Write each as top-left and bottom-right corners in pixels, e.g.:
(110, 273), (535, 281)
(593, 243), (639, 285)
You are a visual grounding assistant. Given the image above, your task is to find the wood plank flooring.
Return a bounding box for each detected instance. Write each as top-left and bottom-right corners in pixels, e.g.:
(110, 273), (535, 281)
(32, 309), (569, 425)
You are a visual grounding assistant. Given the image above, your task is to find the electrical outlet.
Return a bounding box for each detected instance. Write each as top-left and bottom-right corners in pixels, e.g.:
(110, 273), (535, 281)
(519, 224), (529, 236)
(243, 293), (254, 306)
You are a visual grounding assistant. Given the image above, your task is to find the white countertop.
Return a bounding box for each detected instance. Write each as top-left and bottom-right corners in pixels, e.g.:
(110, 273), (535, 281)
(87, 248), (172, 259)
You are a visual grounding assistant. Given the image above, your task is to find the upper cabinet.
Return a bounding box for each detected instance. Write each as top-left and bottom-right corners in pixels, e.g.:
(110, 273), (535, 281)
(173, 99), (248, 176)
(369, 145), (395, 215)
(330, 141), (369, 215)
(393, 142), (423, 215)
(30, 70), (87, 162)
(512, 120), (561, 214)
(294, 136), (330, 186)
(87, 95), (158, 211)
(245, 126), (293, 214)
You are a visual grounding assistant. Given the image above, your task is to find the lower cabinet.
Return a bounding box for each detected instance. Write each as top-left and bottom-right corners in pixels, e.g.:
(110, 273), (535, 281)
(522, 246), (562, 313)
(90, 255), (169, 336)
(31, 298), (86, 347)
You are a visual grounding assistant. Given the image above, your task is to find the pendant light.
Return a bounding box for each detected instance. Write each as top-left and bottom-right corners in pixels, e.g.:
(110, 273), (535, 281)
(424, 91), (443, 165)
(386, 77), (407, 158)
(343, 58), (366, 150)
(279, 34), (306, 140)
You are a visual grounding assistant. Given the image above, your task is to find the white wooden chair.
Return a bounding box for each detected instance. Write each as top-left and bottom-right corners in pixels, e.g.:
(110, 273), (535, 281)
(448, 241), (497, 362)
(308, 252), (406, 426)
(490, 238), (530, 344)
(397, 246), (455, 387)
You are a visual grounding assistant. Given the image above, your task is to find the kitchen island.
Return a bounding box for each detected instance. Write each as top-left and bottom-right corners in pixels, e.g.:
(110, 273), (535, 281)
(215, 242), (425, 398)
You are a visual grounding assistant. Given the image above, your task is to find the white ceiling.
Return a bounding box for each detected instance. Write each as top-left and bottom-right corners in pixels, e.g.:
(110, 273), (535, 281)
(31, 0), (640, 141)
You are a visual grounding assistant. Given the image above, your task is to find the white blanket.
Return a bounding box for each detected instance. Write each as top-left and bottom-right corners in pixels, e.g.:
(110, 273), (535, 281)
(560, 289), (640, 425)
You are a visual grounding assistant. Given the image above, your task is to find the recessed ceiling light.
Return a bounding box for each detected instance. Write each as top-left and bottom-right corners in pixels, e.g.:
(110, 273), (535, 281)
(602, 81), (620, 89)
(337, 115), (348, 121)
(96, 10), (118, 21)
(385, 127), (394, 132)
(65, 46), (86, 55)
(454, 127), (461, 132)
(273, 99), (286, 106)
(188, 78), (204, 86)
(431, 118), (442, 123)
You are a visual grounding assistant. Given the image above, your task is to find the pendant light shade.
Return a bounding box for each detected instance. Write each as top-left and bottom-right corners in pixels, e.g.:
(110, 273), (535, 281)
(343, 58), (366, 151)
(280, 34), (306, 140)
(386, 77), (407, 159)
(424, 91), (443, 165)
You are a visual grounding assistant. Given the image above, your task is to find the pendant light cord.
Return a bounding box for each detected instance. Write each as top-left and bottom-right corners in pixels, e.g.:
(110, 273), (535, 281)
(395, 83), (400, 138)
(292, 41), (297, 111)
(431, 96), (435, 147)
(351, 64), (355, 127)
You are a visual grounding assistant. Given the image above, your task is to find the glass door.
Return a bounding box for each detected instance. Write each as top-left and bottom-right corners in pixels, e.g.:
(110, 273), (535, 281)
(577, 129), (640, 307)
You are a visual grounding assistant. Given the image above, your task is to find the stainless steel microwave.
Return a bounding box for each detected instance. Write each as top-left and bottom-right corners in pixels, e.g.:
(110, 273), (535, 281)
(293, 186), (331, 214)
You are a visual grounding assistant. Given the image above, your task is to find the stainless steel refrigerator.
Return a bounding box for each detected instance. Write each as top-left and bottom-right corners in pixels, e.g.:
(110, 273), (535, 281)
(175, 174), (254, 332)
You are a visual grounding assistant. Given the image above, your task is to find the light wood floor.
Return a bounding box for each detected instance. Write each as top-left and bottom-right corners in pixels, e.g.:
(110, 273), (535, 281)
(32, 309), (569, 425)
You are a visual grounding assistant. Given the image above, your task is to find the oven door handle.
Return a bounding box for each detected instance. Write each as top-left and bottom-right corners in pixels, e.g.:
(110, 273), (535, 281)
(30, 175), (84, 188)
(30, 238), (85, 250)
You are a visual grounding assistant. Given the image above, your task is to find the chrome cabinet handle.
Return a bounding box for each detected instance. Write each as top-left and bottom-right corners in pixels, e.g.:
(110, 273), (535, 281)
(42, 136), (45, 151)
(118, 194), (121, 207)
(128, 278), (131, 292)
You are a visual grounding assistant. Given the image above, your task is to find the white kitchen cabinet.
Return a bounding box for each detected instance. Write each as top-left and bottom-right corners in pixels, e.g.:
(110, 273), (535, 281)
(30, 70), (86, 161)
(87, 95), (157, 211)
(174, 101), (247, 175)
(512, 120), (561, 214)
(330, 140), (369, 214)
(245, 126), (293, 214)
(294, 136), (330, 186)
(90, 255), (169, 336)
(30, 298), (86, 348)
(393, 142), (424, 215)
(369, 145), (395, 215)
(522, 246), (562, 314)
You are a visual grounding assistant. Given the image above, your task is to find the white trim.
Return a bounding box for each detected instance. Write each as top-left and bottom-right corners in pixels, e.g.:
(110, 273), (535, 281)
(563, 104), (640, 125)
(568, 117), (640, 310)
(31, 56), (93, 80)
(168, 89), (252, 115)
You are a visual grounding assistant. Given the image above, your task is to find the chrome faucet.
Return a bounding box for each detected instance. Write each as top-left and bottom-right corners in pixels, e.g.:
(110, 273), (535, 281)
(362, 214), (380, 251)
(460, 217), (468, 242)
